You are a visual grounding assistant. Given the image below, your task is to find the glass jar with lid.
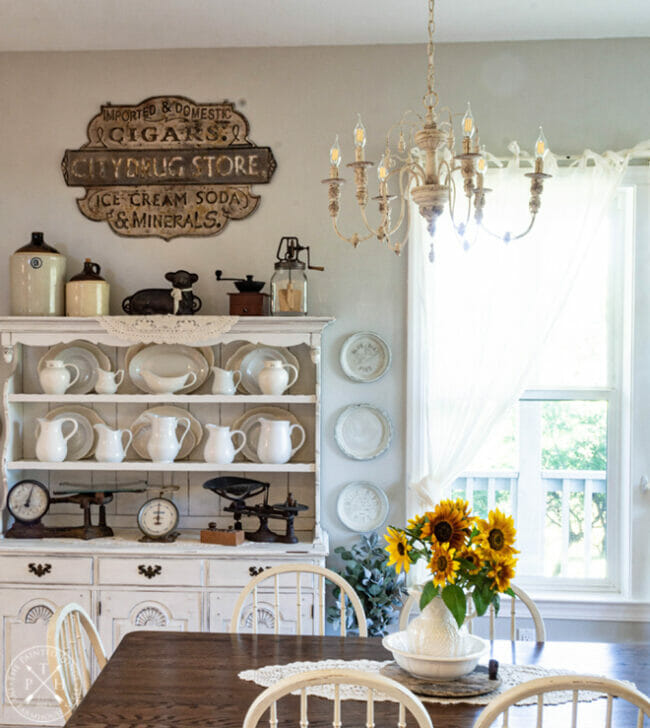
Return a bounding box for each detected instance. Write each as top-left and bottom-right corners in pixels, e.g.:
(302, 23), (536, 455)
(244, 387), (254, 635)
(270, 236), (323, 316)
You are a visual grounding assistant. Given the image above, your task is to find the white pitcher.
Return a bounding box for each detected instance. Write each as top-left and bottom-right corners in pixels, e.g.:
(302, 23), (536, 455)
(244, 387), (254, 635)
(39, 360), (80, 394)
(95, 368), (124, 395)
(143, 412), (191, 463)
(257, 360), (298, 395)
(94, 423), (133, 463)
(210, 367), (241, 395)
(203, 424), (246, 464)
(35, 417), (79, 462)
(255, 418), (306, 464)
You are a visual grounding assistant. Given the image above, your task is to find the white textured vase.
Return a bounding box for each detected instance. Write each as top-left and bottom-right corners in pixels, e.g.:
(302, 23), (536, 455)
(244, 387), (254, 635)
(407, 595), (471, 657)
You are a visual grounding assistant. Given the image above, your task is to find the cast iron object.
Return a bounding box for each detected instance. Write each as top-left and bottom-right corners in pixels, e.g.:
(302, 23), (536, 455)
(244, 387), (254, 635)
(202, 476), (307, 544)
(122, 270), (201, 315)
(5, 491), (115, 540)
(215, 270), (265, 293)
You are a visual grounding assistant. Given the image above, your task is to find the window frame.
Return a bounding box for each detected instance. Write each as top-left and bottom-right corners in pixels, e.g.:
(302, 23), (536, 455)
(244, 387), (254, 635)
(454, 180), (636, 597)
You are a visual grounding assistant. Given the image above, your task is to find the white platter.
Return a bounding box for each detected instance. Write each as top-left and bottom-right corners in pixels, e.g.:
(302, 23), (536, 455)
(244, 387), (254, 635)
(382, 631), (487, 681)
(230, 406), (305, 463)
(127, 344), (211, 394)
(334, 404), (392, 460)
(336, 481), (389, 532)
(225, 344), (300, 395)
(38, 341), (111, 395)
(340, 331), (391, 383)
(130, 406), (202, 461)
(45, 405), (106, 460)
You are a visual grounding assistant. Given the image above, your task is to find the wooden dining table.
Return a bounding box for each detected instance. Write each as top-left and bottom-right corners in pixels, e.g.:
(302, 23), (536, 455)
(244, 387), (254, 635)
(65, 632), (650, 728)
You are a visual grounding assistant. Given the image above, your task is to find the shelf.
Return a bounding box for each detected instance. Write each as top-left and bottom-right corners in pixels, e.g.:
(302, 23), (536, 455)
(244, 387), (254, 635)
(8, 461), (316, 472)
(8, 394), (316, 404)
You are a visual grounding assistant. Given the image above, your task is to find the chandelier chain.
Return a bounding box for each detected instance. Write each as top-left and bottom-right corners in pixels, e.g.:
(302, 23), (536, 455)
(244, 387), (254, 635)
(424, 0), (438, 113)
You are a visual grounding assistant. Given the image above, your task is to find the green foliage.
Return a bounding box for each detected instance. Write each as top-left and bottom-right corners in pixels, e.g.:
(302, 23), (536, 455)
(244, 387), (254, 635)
(541, 401), (607, 470)
(327, 532), (408, 637)
(441, 584), (466, 628)
(419, 582), (439, 611)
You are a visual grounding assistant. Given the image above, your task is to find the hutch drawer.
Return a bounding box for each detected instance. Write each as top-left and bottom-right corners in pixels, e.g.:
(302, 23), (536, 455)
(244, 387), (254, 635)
(0, 555), (93, 584)
(98, 557), (203, 587)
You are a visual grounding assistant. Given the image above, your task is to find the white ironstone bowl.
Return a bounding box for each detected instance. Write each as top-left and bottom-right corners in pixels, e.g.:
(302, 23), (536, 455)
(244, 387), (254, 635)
(382, 630), (488, 681)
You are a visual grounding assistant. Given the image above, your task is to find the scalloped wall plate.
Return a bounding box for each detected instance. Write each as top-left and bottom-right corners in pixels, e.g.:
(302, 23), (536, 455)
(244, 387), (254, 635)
(334, 403), (392, 460)
(336, 481), (389, 533)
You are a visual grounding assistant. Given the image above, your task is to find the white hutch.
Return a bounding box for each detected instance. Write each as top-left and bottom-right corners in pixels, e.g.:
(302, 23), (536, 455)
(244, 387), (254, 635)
(0, 315), (331, 726)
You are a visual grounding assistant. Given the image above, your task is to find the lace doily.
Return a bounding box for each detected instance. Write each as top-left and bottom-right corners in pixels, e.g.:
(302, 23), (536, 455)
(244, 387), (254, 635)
(96, 316), (238, 345)
(238, 659), (637, 706)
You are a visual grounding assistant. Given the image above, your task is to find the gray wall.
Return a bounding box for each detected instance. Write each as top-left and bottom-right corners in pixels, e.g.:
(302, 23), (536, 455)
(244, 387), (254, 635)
(1, 38), (649, 637)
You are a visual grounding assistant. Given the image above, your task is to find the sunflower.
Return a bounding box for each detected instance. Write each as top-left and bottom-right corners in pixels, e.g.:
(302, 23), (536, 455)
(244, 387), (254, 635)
(407, 514), (425, 533)
(459, 547), (482, 575)
(421, 499), (470, 550)
(428, 542), (460, 588)
(487, 554), (517, 592)
(384, 527), (412, 574)
(476, 508), (519, 558)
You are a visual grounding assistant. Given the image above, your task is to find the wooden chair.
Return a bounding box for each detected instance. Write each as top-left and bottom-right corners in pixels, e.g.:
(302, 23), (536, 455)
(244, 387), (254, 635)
(46, 602), (107, 720)
(473, 674), (650, 727)
(229, 563), (368, 636)
(398, 584), (546, 642)
(242, 667), (433, 728)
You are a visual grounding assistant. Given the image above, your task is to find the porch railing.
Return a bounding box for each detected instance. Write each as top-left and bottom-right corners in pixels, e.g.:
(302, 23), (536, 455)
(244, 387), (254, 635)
(452, 470), (607, 577)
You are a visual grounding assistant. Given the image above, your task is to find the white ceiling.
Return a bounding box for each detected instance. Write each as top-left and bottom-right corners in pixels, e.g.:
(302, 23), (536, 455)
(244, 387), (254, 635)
(1, 0), (649, 53)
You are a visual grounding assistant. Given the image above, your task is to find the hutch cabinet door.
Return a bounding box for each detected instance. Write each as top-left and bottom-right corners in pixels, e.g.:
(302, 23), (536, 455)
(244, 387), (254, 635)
(97, 590), (202, 654)
(208, 588), (317, 634)
(0, 588), (91, 727)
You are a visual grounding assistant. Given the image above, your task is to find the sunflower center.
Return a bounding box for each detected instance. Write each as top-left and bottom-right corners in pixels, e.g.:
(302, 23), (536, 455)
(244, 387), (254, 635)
(433, 520), (453, 542)
(488, 528), (505, 550)
(397, 542), (406, 556)
(437, 555), (448, 571)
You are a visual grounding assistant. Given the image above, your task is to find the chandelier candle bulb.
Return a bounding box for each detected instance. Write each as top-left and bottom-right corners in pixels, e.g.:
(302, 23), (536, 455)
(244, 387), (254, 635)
(354, 114), (366, 161)
(330, 135), (342, 177)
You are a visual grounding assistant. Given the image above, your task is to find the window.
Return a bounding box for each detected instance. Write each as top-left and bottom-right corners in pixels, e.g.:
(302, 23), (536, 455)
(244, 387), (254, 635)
(450, 184), (634, 591)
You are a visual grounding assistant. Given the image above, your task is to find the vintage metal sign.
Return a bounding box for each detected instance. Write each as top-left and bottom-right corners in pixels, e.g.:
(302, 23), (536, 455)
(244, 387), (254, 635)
(62, 96), (276, 240)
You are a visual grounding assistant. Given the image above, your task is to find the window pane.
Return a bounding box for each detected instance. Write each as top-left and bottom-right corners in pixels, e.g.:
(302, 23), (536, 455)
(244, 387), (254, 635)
(541, 401), (607, 578)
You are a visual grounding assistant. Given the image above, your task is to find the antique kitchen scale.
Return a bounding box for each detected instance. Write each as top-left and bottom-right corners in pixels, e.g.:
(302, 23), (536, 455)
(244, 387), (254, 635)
(5, 479), (180, 542)
(202, 476), (307, 544)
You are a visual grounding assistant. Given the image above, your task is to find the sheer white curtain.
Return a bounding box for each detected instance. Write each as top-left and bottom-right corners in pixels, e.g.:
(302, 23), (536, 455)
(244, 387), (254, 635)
(407, 148), (629, 511)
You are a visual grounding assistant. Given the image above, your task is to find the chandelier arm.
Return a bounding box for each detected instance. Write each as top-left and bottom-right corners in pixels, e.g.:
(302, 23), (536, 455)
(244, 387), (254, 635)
(331, 218), (376, 247)
(384, 164), (416, 237)
(358, 204), (384, 238)
(479, 212), (538, 243)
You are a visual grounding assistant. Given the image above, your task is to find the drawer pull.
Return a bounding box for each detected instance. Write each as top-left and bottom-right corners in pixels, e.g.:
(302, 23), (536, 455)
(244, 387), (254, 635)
(138, 564), (162, 579)
(28, 563), (52, 578)
(249, 565), (272, 577)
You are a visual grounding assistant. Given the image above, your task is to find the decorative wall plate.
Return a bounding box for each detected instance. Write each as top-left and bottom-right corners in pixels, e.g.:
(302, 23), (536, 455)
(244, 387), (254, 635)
(45, 405), (106, 460)
(225, 344), (299, 394)
(334, 404), (392, 460)
(230, 406), (305, 463)
(336, 481), (389, 533)
(340, 331), (391, 383)
(39, 341), (111, 394)
(127, 344), (211, 394)
(130, 406), (202, 460)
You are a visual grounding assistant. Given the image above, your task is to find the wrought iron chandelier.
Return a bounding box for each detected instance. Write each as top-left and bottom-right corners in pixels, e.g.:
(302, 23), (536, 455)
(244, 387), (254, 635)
(323, 0), (551, 261)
